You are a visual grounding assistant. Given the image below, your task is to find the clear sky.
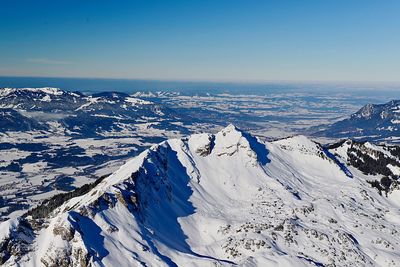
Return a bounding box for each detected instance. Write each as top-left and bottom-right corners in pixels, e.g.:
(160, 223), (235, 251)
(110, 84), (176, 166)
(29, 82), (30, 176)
(1, 0), (399, 82)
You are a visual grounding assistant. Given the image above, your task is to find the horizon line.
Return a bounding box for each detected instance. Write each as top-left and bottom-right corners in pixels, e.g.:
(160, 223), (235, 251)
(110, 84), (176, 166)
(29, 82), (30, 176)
(1, 75), (400, 86)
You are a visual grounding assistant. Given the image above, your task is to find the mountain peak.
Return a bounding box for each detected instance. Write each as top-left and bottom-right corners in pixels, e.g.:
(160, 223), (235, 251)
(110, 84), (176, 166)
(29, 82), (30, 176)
(217, 124), (242, 140)
(357, 103), (375, 119)
(222, 123), (239, 132)
(214, 124), (252, 157)
(2, 128), (400, 266)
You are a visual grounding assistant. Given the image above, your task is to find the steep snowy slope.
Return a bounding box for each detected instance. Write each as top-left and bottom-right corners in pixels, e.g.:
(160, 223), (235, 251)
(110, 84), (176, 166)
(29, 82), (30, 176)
(1, 125), (400, 266)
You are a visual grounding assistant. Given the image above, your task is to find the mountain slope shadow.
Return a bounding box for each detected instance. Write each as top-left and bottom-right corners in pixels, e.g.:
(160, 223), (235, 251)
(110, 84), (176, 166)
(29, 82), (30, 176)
(68, 211), (110, 261)
(323, 148), (353, 178)
(132, 143), (235, 266)
(242, 131), (271, 165)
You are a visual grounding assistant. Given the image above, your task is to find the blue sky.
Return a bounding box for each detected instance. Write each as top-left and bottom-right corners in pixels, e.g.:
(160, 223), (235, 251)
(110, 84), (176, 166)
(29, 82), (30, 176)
(1, 0), (399, 82)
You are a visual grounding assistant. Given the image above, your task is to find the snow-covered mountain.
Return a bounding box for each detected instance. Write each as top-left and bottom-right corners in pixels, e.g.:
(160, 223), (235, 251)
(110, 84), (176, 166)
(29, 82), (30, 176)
(1, 125), (400, 266)
(0, 87), (85, 111)
(319, 100), (400, 143)
(0, 87), (181, 137)
(0, 87), (149, 112)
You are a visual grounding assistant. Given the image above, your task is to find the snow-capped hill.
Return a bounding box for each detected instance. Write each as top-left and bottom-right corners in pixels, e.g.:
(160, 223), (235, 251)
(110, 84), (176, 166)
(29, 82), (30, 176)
(131, 91), (157, 98)
(0, 87), (155, 113)
(0, 87), (173, 137)
(75, 92), (153, 112)
(0, 87), (84, 111)
(90, 91), (153, 106)
(0, 87), (67, 97)
(2, 126), (400, 266)
(132, 91), (181, 98)
(125, 96), (152, 106)
(318, 100), (400, 143)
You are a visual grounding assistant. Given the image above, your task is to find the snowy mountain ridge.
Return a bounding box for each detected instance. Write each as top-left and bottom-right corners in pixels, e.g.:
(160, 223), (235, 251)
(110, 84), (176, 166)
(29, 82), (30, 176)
(0, 87), (67, 97)
(1, 125), (400, 266)
(0, 87), (178, 137)
(0, 87), (152, 111)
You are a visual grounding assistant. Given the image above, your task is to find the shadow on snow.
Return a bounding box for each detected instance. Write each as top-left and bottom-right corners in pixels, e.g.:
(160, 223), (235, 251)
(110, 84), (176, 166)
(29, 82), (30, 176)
(134, 144), (235, 266)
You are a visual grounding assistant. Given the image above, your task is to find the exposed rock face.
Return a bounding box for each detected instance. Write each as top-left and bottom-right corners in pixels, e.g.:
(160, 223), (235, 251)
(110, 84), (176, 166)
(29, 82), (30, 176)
(193, 134), (215, 156)
(52, 223), (75, 241)
(0, 218), (34, 264)
(1, 125), (400, 266)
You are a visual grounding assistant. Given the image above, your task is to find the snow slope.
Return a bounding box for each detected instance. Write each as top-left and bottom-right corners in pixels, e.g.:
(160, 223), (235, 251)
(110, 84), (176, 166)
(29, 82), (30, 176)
(1, 125), (400, 266)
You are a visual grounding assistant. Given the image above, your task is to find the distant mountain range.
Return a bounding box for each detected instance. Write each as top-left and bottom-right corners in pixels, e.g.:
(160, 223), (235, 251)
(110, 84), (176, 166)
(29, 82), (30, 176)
(0, 87), (188, 137)
(318, 100), (400, 143)
(1, 125), (399, 266)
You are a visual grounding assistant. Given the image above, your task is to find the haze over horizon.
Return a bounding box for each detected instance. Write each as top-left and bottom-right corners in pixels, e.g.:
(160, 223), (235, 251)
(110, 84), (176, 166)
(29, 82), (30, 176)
(1, 0), (400, 83)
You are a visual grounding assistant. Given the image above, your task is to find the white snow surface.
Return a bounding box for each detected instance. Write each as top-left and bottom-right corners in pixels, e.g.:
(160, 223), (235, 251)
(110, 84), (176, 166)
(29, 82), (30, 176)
(125, 97), (152, 106)
(0, 87), (64, 96)
(3, 125), (400, 266)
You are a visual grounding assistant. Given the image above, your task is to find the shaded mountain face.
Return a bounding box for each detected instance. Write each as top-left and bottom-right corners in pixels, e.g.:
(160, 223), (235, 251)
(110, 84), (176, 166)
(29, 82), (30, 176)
(319, 100), (400, 143)
(1, 125), (400, 266)
(0, 109), (47, 132)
